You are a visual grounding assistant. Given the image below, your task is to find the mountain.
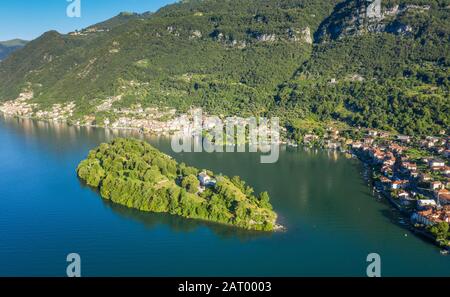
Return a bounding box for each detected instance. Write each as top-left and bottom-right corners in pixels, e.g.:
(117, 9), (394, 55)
(0, 39), (27, 61)
(0, 0), (448, 136)
(275, 0), (449, 136)
(85, 11), (154, 31)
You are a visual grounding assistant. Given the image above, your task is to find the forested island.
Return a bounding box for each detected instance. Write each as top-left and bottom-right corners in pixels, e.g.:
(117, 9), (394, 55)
(77, 138), (278, 231)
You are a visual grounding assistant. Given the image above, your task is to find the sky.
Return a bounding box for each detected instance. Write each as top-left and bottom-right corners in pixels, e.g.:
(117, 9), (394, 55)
(0, 0), (178, 41)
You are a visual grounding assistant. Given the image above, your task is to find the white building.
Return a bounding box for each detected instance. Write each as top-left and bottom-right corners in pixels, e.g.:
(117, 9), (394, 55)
(198, 172), (217, 187)
(417, 199), (437, 209)
(429, 159), (445, 168)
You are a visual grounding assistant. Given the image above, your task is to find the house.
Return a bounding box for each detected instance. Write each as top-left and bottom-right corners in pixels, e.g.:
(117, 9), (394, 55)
(368, 130), (378, 137)
(436, 189), (450, 205)
(412, 207), (450, 225)
(329, 129), (340, 137)
(442, 166), (450, 177)
(401, 162), (417, 171)
(381, 165), (393, 177)
(370, 149), (385, 164)
(383, 158), (396, 167)
(391, 180), (408, 190)
(398, 191), (412, 206)
(198, 172), (217, 188)
(419, 174), (432, 182)
(422, 136), (441, 149)
(397, 135), (411, 143)
(435, 147), (445, 154)
(426, 136), (440, 142)
(389, 143), (405, 154)
(326, 141), (340, 150)
(429, 159), (445, 168)
(380, 176), (391, 184)
(304, 134), (319, 143)
(379, 132), (390, 139)
(352, 142), (363, 149)
(398, 191), (410, 199)
(430, 181), (443, 190)
(417, 199), (437, 209)
(400, 156), (410, 162)
(431, 166), (444, 173)
(364, 138), (374, 145)
(445, 178), (450, 189)
(421, 140), (435, 148)
(398, 191), (410, 201)
(443, 150), (450, 158)
(411, 208), (435, 226)
(409, 170), (419, 178)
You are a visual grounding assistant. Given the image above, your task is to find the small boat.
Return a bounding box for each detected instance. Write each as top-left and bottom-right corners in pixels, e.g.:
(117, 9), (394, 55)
(440, 250), (449, 255)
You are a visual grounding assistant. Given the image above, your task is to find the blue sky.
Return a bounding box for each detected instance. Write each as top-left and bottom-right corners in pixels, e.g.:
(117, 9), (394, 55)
(0, 0), (177, 41)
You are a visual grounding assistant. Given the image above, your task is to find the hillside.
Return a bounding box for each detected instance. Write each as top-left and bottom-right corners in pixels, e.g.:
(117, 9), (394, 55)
(0, 39), (27, 61)
(275, 0), (450, 137)
(0, 0), (448, 137)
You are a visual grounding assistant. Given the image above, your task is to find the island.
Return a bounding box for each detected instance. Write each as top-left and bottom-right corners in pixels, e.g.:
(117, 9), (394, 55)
(77, 138), (278, 231)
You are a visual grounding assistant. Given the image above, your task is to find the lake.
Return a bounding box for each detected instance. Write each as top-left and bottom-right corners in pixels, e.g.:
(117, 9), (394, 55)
(0, 115), (448, 276)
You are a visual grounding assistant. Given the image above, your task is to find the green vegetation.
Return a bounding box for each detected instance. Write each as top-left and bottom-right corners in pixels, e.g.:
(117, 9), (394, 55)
(77, 138), (277, 231)
(0, 39), (27, 61)
(0, 0), (448, 136)
(429, 222), (450, 247)
(275, 0), (449, 136)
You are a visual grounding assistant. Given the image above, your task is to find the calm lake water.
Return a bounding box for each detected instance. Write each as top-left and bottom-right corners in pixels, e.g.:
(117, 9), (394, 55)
(0, 115), (448, 276)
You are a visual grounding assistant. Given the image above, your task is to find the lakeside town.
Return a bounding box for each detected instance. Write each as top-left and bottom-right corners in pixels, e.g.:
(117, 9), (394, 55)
(0, 91), (449, 248)
(347, 130), (450, 249)
(0, 91), (283, 142)
(304, 124), (449, 249)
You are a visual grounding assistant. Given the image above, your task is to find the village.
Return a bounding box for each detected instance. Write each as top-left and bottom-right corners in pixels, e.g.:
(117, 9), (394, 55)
(347, 130), (450, 247)
(287, 124), (449, 247)
(0, 94), (284, 146)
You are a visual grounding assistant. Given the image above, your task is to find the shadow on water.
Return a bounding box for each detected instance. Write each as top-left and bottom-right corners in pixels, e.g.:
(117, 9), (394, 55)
(101, 199), (273, 242)
(378, 207), (441, 249)
(76, 164), (273, 242)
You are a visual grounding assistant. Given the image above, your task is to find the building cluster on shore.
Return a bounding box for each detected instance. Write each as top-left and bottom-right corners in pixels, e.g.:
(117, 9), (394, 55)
(99, 103), (181, 135)
(0, 90), (35, 117)
(0, 93), (187, 135)
(0, 94), (284, 145)
(348, 130), (449, 245)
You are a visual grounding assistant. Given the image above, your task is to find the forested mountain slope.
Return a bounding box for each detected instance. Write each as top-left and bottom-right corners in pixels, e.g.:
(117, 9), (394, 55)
(0, 39), (27, 61)
(275, 0), (449, 136)
(0, 0), (448, 136)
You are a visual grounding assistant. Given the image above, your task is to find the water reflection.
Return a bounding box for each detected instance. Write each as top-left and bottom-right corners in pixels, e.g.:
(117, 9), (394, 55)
(0, 114), (169, 156)
(0, 114), (399, 238)
(1, 114), (449, 276)
(102, 199), (273, 241)
(74, 158), (272, 241)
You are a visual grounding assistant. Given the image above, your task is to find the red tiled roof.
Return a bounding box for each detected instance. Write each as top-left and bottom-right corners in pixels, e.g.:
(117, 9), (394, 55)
(438, 190), (450, 202)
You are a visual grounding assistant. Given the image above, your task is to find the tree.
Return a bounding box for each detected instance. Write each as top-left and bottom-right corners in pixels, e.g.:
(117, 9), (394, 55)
(258, 191), (272, 210)
(181, 174), (200, 194)
(430, 222), (449, 246)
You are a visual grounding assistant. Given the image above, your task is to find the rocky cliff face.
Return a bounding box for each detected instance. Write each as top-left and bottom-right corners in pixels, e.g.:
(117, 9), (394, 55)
(315, 0), (436, 42)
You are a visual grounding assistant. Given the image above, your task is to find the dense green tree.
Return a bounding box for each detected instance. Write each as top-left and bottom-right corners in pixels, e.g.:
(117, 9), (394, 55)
(182, 174), (200, 194)
(77, 138), (277, 231)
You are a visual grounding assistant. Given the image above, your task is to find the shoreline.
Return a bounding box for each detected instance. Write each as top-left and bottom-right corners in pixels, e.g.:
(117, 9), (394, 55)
(0, 112), (447, 244)
(353, 149), (450, 252)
